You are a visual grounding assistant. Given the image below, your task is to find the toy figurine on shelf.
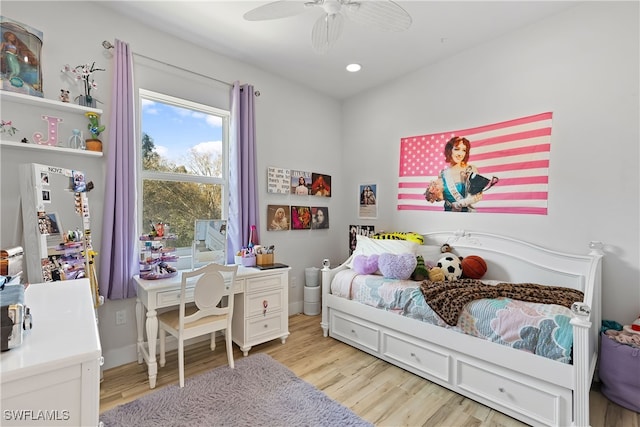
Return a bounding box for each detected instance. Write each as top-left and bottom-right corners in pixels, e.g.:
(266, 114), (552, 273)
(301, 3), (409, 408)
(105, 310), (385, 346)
(59, 89), (70, 103)
(85, 112), (105, 152)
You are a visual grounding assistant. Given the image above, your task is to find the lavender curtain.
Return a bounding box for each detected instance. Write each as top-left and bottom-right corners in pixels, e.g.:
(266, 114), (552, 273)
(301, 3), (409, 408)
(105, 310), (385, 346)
(227, 82), (260, 263)
(99, 39), (137, 299)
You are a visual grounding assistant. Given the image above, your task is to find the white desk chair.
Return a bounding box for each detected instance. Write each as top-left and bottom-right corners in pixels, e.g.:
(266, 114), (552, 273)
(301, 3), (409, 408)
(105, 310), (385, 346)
(158, 263), (238, 387)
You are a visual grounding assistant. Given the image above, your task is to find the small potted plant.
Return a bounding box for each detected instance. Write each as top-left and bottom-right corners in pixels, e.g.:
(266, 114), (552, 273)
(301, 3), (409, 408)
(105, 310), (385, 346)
(85, 112), (105, 152)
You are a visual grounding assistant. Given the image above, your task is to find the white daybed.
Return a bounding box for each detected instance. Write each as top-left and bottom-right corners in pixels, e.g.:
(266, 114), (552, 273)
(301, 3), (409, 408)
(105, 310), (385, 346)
(321, 230), (603, 427)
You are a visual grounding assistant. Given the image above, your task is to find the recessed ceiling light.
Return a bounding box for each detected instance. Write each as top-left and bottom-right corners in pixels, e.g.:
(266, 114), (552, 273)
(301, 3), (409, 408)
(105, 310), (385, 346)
(346, 63), (362, 73)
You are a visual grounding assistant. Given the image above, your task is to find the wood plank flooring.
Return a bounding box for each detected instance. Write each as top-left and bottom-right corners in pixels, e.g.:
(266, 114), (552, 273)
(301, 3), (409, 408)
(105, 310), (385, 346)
(101, 314), (639, 426)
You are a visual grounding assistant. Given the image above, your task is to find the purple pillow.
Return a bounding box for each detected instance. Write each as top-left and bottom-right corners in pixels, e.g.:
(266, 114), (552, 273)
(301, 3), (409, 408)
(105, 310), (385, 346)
(378, 253), (417, 280)
(352, 254), (379, 275)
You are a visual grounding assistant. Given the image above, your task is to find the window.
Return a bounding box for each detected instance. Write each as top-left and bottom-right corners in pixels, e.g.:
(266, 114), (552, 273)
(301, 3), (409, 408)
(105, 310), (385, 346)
(138, 89), (229, 269)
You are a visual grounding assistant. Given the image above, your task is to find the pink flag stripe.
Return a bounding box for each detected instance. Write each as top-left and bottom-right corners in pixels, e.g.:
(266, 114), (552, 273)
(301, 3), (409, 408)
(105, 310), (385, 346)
(471, 128), (551, 149)
(397, 204), (548, 215)
(400, 112), (553, 142)
(471, 143), (551, 162)
(481, 192), (548, 201)
(479, 159), (549, 174)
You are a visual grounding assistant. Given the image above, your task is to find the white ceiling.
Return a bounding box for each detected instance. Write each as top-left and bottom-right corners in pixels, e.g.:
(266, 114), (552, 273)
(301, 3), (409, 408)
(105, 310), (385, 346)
(100, 1), (580, 100)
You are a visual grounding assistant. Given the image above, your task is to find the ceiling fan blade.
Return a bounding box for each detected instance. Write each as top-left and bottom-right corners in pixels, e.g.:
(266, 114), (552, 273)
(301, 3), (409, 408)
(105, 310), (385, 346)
(311, 12), (344, 53)
(243, 0), (314, 21)
(342, 0), (412, 31)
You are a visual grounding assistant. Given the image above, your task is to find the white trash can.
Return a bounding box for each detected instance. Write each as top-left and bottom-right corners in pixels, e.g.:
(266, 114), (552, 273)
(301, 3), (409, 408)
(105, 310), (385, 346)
(303, 285), (321, 315)
(305, 267), (319, 287)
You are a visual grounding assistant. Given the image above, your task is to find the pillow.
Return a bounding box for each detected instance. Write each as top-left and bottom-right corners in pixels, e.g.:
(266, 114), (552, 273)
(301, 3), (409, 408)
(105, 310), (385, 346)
(352, 254), (379, 275)
(378, 253), (417, 280)
(416, 245), (445, 267)
(347, 235), (418, 269)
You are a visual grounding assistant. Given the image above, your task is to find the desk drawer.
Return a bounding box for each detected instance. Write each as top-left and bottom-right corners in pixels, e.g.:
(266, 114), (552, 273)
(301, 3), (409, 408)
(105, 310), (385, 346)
(246, 274), (283, 293)
(156, 279), (243, 307)
(157, 286), (195, 306)
(246, 289), (282, 317)
(246, 311), (284, 342)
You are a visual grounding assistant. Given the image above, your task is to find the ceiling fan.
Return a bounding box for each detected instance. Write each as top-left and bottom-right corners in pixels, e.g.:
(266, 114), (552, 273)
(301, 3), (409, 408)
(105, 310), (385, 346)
(243, 0), (412, 54)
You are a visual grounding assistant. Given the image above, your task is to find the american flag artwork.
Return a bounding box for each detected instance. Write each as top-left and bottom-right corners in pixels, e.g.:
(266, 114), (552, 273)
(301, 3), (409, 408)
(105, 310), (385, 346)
(397, 112), (553, 215)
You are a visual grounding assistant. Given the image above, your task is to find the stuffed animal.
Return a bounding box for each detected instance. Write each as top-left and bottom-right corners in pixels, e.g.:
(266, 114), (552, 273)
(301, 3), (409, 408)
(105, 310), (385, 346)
(461, 255), (487, 279)
(372, 231), (424, 245)
(427, 266), (445, 282)
(411, 255), (429, 281)
(436, 255), (463, 281)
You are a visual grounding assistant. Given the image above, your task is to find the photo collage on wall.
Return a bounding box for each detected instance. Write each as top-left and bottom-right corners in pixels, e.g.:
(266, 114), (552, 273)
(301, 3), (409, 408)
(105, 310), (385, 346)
(267, 166), (331, 231)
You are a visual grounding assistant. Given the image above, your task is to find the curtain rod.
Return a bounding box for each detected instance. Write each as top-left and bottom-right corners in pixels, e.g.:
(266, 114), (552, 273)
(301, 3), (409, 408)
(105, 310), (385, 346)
(102, 40), (233, 89)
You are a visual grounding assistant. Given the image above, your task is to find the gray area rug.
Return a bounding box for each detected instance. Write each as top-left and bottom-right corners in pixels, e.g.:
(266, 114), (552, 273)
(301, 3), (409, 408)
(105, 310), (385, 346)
(101, 353), (372, 427)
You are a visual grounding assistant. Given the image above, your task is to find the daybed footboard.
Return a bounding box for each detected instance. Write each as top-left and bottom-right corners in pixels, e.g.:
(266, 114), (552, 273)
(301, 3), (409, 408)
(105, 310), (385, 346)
(320, 231), (604, 427)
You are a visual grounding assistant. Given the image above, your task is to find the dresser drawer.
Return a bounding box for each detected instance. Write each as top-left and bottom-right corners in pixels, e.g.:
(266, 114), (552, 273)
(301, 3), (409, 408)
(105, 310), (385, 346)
(246, 288), (283, 317)
(456, 359), (567, 426)
(246, 311), (285, 342)
(246, 274), (283, 293)
(382, 332), (450, 382)
(330, 311), (379, 353)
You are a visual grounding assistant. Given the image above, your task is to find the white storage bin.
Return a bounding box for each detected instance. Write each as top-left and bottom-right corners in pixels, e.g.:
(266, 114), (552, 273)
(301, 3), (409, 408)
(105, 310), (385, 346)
(303, 285), (321, 315)
(305, 267), (319, 287)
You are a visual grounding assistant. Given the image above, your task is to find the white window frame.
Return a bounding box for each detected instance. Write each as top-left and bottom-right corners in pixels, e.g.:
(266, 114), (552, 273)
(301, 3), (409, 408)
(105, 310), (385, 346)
(136, 88), (230, 268)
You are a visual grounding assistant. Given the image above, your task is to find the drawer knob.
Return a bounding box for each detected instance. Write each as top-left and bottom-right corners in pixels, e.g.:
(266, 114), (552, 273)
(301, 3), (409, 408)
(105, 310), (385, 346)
(410, 352), (416, 357)
(498, 387), (505, 393)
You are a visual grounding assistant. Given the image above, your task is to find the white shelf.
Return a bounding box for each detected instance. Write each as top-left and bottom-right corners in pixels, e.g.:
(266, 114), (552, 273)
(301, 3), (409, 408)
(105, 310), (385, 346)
(0, 90), (103, 114)
(0, 139), (103, 157)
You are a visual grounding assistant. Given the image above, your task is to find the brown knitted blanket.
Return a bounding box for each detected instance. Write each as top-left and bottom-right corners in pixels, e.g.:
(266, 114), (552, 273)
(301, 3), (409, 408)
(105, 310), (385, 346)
(419, 279), (584, 326)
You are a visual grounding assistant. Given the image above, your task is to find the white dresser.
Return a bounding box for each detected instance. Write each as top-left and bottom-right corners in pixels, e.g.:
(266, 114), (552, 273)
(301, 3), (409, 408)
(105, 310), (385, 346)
(0, 279), (102, 426)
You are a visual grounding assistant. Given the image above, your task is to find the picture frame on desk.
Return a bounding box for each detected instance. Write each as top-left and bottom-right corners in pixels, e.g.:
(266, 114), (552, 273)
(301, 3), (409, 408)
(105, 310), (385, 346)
(1, 16), (43, 98)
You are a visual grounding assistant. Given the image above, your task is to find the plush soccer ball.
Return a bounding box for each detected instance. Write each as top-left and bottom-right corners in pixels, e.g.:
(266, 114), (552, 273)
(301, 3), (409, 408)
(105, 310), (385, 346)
(436, 255), (463, 281)
(461, 255), (487, 279)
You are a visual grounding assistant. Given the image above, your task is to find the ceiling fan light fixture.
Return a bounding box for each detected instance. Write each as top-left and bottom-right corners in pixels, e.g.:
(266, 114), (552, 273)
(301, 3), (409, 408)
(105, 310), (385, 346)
(346, 63), (362, 72)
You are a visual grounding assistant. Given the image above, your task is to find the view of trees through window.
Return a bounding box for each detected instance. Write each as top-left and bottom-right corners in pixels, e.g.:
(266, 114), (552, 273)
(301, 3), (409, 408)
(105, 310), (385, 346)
(140, 90), (229, 251)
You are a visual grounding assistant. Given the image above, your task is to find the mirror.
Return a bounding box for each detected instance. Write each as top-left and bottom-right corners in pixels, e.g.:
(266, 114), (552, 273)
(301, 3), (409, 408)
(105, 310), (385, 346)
(20, 163), (92, 283)
(192, 219), (227, 268)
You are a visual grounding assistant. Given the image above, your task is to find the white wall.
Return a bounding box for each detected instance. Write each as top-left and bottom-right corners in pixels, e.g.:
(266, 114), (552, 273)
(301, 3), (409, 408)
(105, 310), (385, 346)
(1, 1), (342, 369)
(341, 2), (640, 323)
(2, 1), (637, 370)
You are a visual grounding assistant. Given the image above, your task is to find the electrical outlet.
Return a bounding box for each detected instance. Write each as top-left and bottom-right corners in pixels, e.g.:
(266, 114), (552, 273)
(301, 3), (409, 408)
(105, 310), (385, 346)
(291, 277), (297, 288)
(115, 310), (126, 325)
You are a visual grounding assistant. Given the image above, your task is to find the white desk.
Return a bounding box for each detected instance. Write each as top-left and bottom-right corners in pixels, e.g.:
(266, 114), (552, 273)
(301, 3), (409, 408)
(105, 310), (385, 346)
(0, 279), (102, 426)
(134, 266), (289, 388)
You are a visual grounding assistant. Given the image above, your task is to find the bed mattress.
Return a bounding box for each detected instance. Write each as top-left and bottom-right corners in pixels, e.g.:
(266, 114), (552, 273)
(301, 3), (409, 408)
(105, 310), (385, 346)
(331, 269), (576, 363)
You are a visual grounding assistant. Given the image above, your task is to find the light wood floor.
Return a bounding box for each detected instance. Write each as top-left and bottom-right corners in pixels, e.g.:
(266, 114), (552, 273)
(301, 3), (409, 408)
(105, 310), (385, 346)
(101, 314), (639, 426)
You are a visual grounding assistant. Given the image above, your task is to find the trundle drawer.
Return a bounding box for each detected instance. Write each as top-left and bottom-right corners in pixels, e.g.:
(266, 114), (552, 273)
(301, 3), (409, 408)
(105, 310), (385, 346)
(330, 311), (379, 353)
(246, 311), (285, 342)
(382, 332), (450, 382)
(457, 359), (566, 426)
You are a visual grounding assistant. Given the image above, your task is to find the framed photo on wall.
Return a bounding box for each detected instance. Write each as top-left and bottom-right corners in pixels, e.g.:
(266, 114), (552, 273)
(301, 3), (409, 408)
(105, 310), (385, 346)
(358, 183), (377, 219)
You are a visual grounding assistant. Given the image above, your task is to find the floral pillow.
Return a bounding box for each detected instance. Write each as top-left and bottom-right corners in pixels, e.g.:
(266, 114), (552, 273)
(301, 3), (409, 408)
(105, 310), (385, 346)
(352, 254), (379, 275)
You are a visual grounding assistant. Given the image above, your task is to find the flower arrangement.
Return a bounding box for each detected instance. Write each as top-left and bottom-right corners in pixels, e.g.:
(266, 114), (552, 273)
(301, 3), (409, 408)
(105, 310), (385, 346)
(85, 112), (105, 140)
(61, 62), (105, 105)
(0, 120), (18, 136)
